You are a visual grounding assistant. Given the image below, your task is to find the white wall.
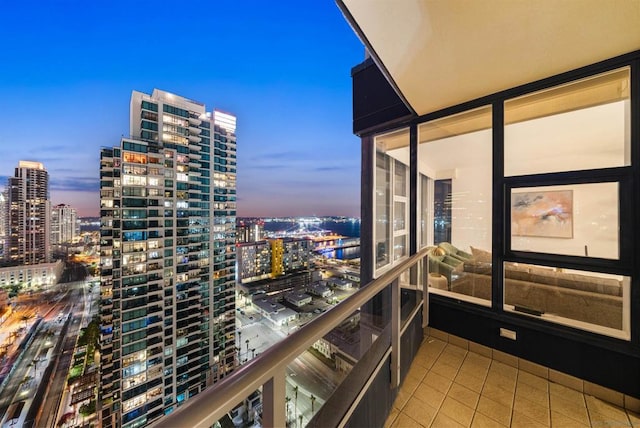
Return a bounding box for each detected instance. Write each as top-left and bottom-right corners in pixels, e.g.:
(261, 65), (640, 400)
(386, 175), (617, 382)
(419, 129), (493, 253)
(417, 100), (625, 257)
(511, 182), (619, 259)
(505, 100), (629, 176)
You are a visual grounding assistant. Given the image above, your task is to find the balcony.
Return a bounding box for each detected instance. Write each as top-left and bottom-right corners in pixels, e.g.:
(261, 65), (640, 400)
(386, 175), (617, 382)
(386, 332), (640, 427)
(152, 240), (640, 428)
(152, 247), (430, 427)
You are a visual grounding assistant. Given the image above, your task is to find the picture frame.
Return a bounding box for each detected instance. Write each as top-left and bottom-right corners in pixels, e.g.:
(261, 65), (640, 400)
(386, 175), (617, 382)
(511, 190), (573, 238)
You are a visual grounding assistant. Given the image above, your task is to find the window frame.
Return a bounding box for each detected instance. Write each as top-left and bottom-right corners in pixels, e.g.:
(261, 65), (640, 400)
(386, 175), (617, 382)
(365, 53), (638, 341)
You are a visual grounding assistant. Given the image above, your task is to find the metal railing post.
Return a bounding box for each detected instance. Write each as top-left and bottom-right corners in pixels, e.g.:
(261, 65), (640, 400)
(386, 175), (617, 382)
(262, 368), (286, 428)
(390, 278), (400, 389)
(422, 256), (429, 328)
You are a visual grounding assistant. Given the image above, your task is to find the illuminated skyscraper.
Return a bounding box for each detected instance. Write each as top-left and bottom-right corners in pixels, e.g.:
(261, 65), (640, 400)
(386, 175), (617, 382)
(5, 161), (50, 265)
(0, 190), (6, 259)
(51, 203), (78, 244)
(99, 89), (237, 427)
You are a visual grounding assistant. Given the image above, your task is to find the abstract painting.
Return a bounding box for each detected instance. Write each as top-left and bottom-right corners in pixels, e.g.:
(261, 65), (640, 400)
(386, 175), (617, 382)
(511, 190), (573, 238)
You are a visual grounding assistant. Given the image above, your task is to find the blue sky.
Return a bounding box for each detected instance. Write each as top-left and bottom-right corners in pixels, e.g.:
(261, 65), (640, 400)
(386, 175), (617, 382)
(0, 1), (363, 217)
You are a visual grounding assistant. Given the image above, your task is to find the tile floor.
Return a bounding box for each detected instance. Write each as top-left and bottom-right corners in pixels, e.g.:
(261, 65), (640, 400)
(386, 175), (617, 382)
(386, 336), (640, 427)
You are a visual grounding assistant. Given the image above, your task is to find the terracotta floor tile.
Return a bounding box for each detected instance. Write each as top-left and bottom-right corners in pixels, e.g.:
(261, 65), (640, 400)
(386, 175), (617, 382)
(587, 409), (631, 427)
(385, 407), (400, 428)
(449, 382), (480, 409)
(549, 394), (589, 426)
(414, 354), (438, 370)
(459, 364), (489, 380)
(413, 382), (446, 408)
(431, 359), (460, 380)
(513, 395), (550, 426)
(443, 343), (468, 358)
(391, 412), (425, 428)
(471, 411), (508, 428)
(400, 375), (421, 396)
(455, 370), (486, 394)
(511, 410), (548, 428)
(550, 410), (590, 427)
(490, 361), (518, 378)
(395, 387), (412, 411)
(431, 412), (466, 428)
(482, 382), (515, 408)
(402, 396), (438, 427)
(515, 381), (550, 408)
(549, 383), (585, 406)
(423, 370), (453, 394)
(406, 363), (429, 383)
(477, 395), (513, 426)
(390, 337), (638, 428)
(518, 371), (549, 392)
(440, 396), (475, 427)
(485, 370), (517, 392)
(464, 353), (491, 369)
(585, 395), (629, 422)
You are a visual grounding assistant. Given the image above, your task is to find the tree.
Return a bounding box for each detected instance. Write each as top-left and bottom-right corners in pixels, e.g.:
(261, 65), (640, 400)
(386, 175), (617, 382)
(299, 414), (304, 428)
(293, 385), (299, 418)
(79, 400), (96, 417)
(310, 394), (316, 414)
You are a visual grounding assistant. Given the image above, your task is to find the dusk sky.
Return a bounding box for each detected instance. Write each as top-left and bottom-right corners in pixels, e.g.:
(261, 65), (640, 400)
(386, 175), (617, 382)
(0, 1), (363, 218)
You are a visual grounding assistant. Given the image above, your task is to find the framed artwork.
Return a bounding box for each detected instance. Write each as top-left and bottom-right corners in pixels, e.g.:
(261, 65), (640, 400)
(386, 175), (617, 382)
(511, 190), (573, 238)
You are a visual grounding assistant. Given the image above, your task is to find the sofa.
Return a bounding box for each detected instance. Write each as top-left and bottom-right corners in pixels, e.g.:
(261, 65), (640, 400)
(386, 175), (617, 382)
(428, 244), (624, 330)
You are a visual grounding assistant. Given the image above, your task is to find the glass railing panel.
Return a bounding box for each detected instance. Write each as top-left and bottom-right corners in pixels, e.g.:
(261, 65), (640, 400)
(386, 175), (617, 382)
(154, 250), (431, 428)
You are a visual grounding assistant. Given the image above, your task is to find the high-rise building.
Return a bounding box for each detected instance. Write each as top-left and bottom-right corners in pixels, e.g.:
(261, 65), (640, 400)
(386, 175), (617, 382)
(237, 238), (312, 284)
(5, 161), (50, 265)
(51, 203), (78, 244)
(99, 89), (237, 427)
(236, 219), (264, 243)
(0, 190), (6, 260)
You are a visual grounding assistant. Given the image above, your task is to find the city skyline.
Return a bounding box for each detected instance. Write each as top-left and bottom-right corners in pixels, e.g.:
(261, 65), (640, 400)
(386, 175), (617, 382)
(0, 1), (363, 218)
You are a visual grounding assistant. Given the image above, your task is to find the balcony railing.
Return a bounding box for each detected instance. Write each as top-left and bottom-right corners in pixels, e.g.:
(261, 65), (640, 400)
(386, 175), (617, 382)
(152, 246), (430, 428)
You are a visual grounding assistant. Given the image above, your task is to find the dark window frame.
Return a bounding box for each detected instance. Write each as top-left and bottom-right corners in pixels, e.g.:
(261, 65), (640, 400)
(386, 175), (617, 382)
(361, 50), (640, 347)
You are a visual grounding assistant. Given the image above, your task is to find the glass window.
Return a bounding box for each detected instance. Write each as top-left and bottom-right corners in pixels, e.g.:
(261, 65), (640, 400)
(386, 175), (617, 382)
(419, 174), (432, 249)
(418, 106), (492, 305)
(374, 128), (409, 275)
(503, 263), (629, 339)
(505, 67), (630, 176)
(510, 182), (619, 259)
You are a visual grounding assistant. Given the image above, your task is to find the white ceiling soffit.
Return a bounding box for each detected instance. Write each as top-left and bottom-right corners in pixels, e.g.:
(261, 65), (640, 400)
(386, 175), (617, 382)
(340, 0), (640, 116)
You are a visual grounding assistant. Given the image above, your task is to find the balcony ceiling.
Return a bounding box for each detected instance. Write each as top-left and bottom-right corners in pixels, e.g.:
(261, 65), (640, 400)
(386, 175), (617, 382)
(339, 0), (640, 116)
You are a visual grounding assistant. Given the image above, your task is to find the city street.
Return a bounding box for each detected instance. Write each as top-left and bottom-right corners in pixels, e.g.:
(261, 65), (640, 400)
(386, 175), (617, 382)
(0, 263), (94, 427)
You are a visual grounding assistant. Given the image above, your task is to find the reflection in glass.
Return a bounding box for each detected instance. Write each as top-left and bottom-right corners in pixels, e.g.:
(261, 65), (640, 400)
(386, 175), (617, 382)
(510, 182), (619, 259)
(375, 152), (390, 270)
(419, 106), (492, 304)
(503, 263), (629, 338)
(505, 67), (630, 176)
(433, 179), (451, 245)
